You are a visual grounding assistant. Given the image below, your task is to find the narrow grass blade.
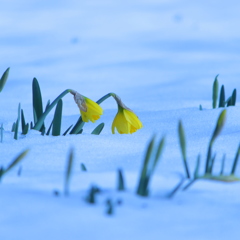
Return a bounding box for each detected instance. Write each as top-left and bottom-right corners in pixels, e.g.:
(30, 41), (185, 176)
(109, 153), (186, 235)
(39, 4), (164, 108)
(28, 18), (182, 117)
(63, 125), (73, 136)
(231, 89), (237, 106)
(46, 120), (53, 136)
(212, 75), (219, 109)
(139, 176), (150, 197)
(64, 148), (74, 196)
(91, 123), (104, 135)
(193, 155), (200, 179)
(33, 89), (70, 131)
(45, 100), (51, 111)
(11, 122), (16, 132)
(80, 163), (87, 171)
(167, 175), (185, 198)
(205, 110), (226, 173)
(182, 179), (197, 191)
(77, 129), (83, 134)
(210, 109), (226, 144)
(226, 97), (232, 107)
(14, 103), (21, 140)
(231, 144), (240, 175)
(3, 149), (29, 175)
(0, 167), (4, 180)
(218, 85), (225, 108)
(220, 154), (226, 175)
(136, 136), (155, 196)
(117, 168), (125, 191)
(41, 126), (45, 136)
(209, 153), (216, 174)
(153, 136), (165, 170)
(0, 67), (10, 92)
(178, 121), (190, 178)
(52, 99), (63, 136)
(32, 78), (43, 124)
(21, 109), (26, 133)
(205, 144), (212, 174)
(22, 123), (29, 135)
(0, 123), (4, 143)
(70, 116), (84, 134)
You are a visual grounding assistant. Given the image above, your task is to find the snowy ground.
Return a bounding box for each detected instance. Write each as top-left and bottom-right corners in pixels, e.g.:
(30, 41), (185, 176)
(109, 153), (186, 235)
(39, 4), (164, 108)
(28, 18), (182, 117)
(0, 1), (240, 239)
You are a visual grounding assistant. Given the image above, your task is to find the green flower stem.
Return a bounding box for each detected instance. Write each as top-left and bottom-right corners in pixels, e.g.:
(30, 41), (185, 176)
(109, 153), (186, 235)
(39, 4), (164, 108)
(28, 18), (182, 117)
(33, 89), (71, 131)
(70, 93), (114, 134)
(96, 93), (114, 104)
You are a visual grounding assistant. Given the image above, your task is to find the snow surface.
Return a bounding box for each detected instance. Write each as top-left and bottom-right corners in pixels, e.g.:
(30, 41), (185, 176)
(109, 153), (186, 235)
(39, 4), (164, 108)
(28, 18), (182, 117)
(0, 0), (240, 239)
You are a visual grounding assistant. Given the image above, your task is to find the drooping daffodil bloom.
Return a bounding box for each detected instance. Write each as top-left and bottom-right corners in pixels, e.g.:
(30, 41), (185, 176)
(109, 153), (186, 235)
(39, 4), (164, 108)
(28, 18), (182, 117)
(111, 93), (143, 134)
(70, 90), (103, 123)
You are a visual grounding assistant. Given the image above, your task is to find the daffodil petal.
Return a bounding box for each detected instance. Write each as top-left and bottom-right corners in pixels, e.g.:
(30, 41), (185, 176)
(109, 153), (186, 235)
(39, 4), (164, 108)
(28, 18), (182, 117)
(123, 109), (143, 129)
(85, 98), (103, 114)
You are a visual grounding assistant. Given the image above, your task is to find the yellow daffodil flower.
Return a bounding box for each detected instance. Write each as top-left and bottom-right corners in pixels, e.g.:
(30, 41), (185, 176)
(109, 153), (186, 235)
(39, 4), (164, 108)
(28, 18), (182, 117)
(111, 94), (143, 134)
(80, 97), (103, 123)
(70, 90), (103, 123)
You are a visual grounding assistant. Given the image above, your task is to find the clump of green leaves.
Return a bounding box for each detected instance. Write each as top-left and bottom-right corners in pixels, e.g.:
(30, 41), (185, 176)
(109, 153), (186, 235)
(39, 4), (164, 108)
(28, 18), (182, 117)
(25, 78), (105, 136)
(212, 75), (237, 108)
(0, 149), (29, 181)
(183, 110), (240, 190)
(136, 135), (165, 197)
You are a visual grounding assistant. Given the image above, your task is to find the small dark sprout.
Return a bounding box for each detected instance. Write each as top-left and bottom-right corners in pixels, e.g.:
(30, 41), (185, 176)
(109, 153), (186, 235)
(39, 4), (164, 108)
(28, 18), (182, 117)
(17, 166), (22, 176)
(80, 163), (87, 172)
(53, 190), (60, 197)
(106, 198), (114, 215)
(86, 185), (101, 204)
(116, 199), (123, 206)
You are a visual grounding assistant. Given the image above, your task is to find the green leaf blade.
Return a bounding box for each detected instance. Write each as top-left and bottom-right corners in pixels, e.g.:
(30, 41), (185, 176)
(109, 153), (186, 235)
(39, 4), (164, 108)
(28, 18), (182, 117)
(231, 89), (237, 106)
(52, 99), (63, 136)
(211, 109), (227, 144)
(178, 121), (190, 178)
(32, 78), (43, 125)
(91, 123), (105, 135)
(4, 149), (29, 175)
(212, 75), (219, 109)
(231, 144), (240, 175)
(218, 85), (225, 108)
(14, 103), (21, 140)
(0, 67), (10, 92)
